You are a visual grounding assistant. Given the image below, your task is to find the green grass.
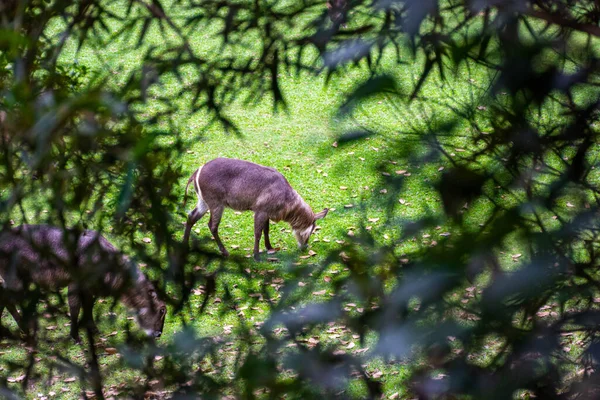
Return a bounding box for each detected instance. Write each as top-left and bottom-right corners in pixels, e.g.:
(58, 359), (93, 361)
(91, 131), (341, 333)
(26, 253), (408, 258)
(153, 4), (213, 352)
(3, 1), (598, 399)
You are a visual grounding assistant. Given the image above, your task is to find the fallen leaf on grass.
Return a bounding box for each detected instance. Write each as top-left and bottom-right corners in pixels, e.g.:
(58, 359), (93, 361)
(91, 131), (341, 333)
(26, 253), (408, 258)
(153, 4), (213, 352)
(371, 370), (383, 379)
(267, 257), (279, 262)
(64, 377), (77, 383)
(7, 375), (25, 383)
(344, 204), (354, 208)
(46, 326), (57, 330)
(339, 186), (348, 190)
(142, 237), (152, 243)
(332, 141), (338, 148)
(511, 253), (522, 259)
(346, 342), (355, 349)
(395, 170), (407, 175)
(537, 311), (550, 317)
(308, 250), (317, 256)
(313, 290), (326, 296)
(368, 217), (379, 223)
(105, 348), (118, 355)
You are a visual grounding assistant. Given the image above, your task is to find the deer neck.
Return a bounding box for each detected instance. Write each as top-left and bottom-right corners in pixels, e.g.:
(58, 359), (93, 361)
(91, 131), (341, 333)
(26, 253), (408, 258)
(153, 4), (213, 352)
(284, 195), (314, 230)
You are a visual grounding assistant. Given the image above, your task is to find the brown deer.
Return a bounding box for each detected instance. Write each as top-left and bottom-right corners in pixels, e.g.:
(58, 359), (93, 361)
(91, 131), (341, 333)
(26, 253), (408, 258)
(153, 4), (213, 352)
(184, 158), (328, 260)
(0, 225), (167, 343)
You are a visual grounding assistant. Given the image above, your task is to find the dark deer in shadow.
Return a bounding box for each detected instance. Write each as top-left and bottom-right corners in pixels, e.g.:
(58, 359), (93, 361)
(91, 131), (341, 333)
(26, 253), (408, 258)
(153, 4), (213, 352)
(0, 225), (167, 343)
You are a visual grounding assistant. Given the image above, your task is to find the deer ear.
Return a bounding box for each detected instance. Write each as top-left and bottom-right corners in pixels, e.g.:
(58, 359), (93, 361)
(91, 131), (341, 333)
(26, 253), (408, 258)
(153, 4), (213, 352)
(314, 208), (329, 220)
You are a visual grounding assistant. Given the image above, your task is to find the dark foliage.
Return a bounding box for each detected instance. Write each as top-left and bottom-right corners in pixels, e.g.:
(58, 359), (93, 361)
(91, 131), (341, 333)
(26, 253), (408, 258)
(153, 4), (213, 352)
(1, 0), (600, 399)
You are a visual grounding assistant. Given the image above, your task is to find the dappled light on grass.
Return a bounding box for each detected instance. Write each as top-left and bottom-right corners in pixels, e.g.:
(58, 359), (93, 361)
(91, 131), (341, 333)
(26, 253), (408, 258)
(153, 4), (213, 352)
(2, 0), (600, 398)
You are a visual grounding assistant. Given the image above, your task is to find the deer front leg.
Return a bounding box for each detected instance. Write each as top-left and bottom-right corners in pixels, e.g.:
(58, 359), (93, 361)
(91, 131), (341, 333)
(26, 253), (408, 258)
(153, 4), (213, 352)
(208, 206), (228, 257)
(263, 218), (273, 251)
(253, 212), (269, 260)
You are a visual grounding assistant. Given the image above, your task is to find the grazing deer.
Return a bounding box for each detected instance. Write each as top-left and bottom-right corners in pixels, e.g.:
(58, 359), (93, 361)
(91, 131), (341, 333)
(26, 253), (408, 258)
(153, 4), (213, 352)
(0, 225), (167, 343)
(184, 158), (328, 260)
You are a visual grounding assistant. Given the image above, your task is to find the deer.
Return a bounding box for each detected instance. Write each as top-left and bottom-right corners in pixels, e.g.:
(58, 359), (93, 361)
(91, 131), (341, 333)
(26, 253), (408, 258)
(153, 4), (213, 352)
(184, 158), (328, 260)
(0, 224), (167, 343)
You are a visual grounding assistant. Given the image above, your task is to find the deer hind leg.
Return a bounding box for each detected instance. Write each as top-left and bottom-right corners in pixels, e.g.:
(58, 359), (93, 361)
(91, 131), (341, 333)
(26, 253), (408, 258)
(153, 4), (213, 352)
(184, 196), (209, 246)
(0, 300), (33, 340)
(0, 306), (9, 337)
(208, 205), (228, 257)
(68, 285), (82, 343)
(6, 304), (22, 328)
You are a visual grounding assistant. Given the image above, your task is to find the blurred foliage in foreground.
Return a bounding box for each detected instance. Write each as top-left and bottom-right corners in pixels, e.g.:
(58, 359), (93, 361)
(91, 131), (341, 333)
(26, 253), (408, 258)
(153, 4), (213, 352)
(1, 0), (600, 398)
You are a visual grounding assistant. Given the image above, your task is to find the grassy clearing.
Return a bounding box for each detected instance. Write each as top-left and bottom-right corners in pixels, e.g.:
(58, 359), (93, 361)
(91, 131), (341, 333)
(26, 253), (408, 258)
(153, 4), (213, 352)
(2, 1), (596, 399)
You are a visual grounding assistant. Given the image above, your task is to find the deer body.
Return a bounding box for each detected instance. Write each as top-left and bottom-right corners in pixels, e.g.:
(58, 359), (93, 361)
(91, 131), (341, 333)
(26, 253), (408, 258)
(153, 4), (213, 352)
(0, 225), (166, 342)
(184, 158), (328, 260)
